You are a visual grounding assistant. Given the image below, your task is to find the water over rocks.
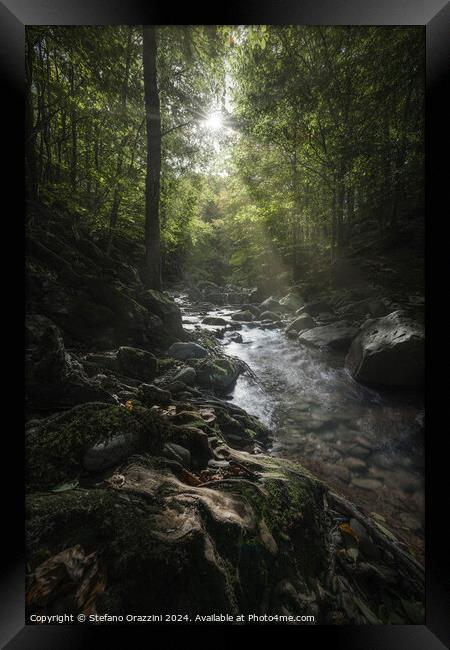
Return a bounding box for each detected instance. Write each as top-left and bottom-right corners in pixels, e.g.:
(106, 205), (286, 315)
(25, 249), (424, 623)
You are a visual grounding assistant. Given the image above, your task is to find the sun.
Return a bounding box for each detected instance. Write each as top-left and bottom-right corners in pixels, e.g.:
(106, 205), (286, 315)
(204, 112), (223, 132)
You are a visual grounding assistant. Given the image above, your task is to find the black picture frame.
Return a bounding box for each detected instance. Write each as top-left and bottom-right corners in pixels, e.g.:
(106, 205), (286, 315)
(3, 0), (448, 646)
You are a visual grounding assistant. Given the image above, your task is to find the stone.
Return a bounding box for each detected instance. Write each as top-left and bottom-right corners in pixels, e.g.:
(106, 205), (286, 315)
(25, 313), (113, 408)
(352, 478), (383, 491)
(173, 367), (197, 385)
(285, 314), (316, 334)
(259, 296), (281, 311)
(345, 310), (424, 388)
(344, 457), (367, 472)
(171, 425), (212, 462)
(164, 381), (187, 394)
(196, 358), (241, 392)
(167, 342), (208, 360)
(338, 298), (388, 320)
(298, 322), (358, 350)
(260, 311), (281, 321)
(231, 310), (254, 322)
(297, 301), (333, 317)
(162, 442), (191, 467)
(225, 332), (243, 344)
(137, 289), (183, 335)
(279, 292), (305, 311)
(27, 403), (170, 490)
(138, 383), (172, 405)
(240, 304), (261, 317)
(322, 462), (350, 483)
(117, 346), (158, 381)
(202, 316), (229, 326)
(83, 431), (143, 472)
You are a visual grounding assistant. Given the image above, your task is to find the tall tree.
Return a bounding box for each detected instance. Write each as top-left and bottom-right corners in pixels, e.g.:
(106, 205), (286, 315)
(143, 25), (162, 290)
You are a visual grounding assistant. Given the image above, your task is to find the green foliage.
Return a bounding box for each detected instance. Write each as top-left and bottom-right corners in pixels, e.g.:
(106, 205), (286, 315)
(26, 25), (424, 286)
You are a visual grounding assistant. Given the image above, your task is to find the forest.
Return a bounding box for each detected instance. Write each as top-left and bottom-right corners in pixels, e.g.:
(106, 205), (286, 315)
(25, 25), (425, 625)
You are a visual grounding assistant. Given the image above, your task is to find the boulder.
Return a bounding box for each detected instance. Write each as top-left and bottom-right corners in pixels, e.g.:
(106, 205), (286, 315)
(345, 310), (424, 388)
(138, 383), (172, 405)
(167, 342), (208, 360)
(172, 367), (197, 385)
(204, 292), (226, 306)
(25, 314), (113, 408)
(298, 321), (358, 350)
(137, 289), (183, 335)
(231, 310), (254, 322)
(260, 311), (281, 322)
(260, 296), (281, 311)
(83, 431), (143, 472)
(285, 314), (316, 334)
(26, 403), (171, 490)
(202, 316), (229, 326)
(225, 332), (243, 344)
(117, 346), (158, 381)
(240, 304), (261, 317)
(297, 301), (333, 317)
(196, 358), (241, 392)
(279, 293), (305, 311)
(171, 425), (212, 464)
(337, 298), (389, 321)
(227, 292), (246, 304)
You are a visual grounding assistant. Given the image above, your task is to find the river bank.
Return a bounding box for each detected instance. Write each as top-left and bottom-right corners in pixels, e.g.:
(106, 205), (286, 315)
(25, 208), (425, 623)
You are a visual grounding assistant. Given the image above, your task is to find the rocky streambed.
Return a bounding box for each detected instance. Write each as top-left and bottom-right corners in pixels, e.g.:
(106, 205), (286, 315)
(25, 221), (425, 624)
(176, 289), (425, 564)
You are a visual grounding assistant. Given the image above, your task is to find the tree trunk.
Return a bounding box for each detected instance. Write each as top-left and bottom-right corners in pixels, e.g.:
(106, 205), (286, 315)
(331, 186), (337, 263)
(143, 26), (162, 290)
(336, 160), (346, 255)
(107, 28), (133, 256)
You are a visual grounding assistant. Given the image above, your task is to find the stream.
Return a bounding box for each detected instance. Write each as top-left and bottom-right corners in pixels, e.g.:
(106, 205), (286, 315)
(176, 294), (425, 562)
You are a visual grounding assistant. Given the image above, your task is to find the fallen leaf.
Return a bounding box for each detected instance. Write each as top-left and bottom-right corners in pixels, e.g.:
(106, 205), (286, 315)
(339, 522), (360, 543)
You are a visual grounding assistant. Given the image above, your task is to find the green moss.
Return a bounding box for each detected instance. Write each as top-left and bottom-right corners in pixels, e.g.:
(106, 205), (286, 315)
(212, 455), (329, 580)
(157, 357), (178, 372)
(26, 403), (173, 490)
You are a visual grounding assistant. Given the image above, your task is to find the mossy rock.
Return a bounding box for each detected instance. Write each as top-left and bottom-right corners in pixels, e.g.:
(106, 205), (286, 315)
(138, 289), (183, 335)
(196, 358), (241, 392)
(25, 451), (423, 622)
(117, 346), (158, 381)
(26, 403), (173, 491)
(25, 454), (327, 618)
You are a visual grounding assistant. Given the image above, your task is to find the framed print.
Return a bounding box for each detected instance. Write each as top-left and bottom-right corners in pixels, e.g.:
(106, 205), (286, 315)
(2, 0), (448, 646)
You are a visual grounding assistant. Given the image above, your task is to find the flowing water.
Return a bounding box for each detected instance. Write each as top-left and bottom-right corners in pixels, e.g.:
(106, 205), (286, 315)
(177, 296), (425, 562)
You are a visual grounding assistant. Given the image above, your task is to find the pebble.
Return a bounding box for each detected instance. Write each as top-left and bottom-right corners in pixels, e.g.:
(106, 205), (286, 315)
(343, 457), (367, 471)
(321, 462), (350, 483)
(372, 453), (393, 469)
(349, 445), (371, 459)
(351, 478), (383, 491)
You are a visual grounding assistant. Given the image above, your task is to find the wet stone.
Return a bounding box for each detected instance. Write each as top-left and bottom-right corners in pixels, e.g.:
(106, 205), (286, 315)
(351, 478), (383, 491)
(343, 457), (367, 472)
